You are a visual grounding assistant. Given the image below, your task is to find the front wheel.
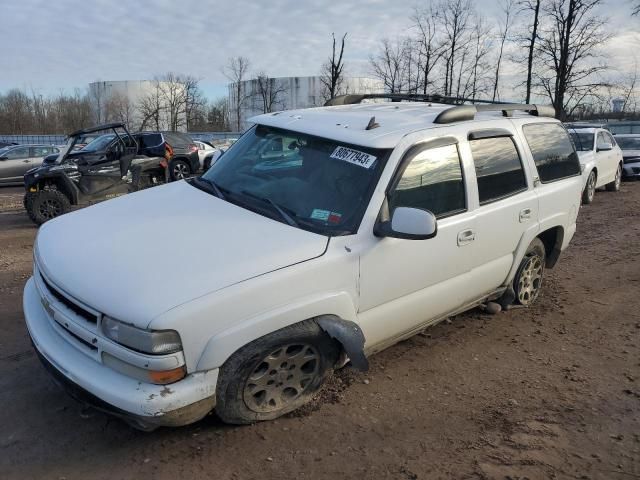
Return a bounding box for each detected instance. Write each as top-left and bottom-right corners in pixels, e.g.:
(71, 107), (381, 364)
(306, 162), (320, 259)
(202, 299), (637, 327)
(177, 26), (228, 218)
(582, 170), (596, 204)
(26, 190), (70, 226)
(605, 163), (622, 192)
(514, 238), (546, 306)
(215, 321), (339, 424)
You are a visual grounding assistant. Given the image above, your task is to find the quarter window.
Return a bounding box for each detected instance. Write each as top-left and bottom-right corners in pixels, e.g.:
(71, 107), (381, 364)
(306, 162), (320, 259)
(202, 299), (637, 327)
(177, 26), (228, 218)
(522, 123), (581, 183)
(389, 144), (466, 218)
(470, 136), (527, 204)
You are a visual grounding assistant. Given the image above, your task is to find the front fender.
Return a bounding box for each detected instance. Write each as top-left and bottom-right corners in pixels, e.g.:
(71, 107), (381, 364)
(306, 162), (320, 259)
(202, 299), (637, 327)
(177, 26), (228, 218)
(195, 291), (358, 371)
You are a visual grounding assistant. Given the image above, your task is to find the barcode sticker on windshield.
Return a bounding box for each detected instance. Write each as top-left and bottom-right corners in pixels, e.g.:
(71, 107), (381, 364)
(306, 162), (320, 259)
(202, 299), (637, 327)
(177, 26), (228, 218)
(330, 146), (377, 169)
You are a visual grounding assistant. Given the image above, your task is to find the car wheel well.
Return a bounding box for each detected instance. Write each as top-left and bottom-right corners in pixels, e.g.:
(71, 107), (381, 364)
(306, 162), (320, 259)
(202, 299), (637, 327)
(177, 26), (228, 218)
(538, 226), (563, 269)
(42, 179), (73, 203)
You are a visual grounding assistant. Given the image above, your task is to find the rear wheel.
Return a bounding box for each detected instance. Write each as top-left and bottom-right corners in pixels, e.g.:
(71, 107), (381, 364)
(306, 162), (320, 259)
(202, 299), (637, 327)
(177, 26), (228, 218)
(215, 321), (339, 424)
(581, 170), (596, 204)
(605, 163), (622, 192)
(514, 238), (546, 306)
(26, 190), (70, 226)
(169, 159), (191, 181)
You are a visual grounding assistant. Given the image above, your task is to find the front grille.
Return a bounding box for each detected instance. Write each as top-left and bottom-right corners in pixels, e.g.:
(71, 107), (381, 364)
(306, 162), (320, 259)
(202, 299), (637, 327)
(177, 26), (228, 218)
(633, 167), (640, 174)
(39, 272), (98, 324)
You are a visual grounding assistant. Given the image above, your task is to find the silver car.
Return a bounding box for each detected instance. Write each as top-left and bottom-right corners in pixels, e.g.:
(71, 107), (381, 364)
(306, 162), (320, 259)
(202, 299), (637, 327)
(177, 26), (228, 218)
(0, 144), (60, 185)
(615, 134), (640, 180)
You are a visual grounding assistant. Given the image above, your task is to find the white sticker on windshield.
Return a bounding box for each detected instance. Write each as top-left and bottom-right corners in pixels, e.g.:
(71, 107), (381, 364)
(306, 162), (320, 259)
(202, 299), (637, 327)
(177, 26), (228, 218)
(311, 209), (330, 221)
(330, 146), (377, 169)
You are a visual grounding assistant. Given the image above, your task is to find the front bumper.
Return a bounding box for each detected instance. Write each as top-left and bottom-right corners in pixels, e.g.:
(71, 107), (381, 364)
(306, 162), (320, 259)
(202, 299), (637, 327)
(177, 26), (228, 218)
(23, 277), (218, 429)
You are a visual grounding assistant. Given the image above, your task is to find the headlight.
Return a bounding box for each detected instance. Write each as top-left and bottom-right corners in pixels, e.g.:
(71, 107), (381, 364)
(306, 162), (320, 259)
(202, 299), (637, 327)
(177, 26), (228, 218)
(102, 316), (182, 355)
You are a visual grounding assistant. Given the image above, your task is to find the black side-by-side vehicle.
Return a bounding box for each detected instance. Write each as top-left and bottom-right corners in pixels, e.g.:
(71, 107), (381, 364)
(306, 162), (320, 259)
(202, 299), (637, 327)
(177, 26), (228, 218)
(23, 123), (169, 226)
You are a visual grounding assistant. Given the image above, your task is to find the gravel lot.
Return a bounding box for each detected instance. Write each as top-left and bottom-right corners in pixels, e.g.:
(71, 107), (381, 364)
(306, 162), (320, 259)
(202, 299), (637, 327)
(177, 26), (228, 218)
(0, 184), (639, 480)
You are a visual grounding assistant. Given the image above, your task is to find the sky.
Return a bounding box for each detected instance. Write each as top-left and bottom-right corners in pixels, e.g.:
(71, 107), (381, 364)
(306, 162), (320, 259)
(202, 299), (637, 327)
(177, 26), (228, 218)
(2, 0), (639, 101)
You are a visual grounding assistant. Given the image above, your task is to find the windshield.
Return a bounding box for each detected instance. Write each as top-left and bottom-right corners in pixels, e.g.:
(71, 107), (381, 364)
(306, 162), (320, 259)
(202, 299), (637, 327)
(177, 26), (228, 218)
(198, 125), (391, 236)
(568, 131), (594, 151)
(615, 136), (640, 150)
(81, 134), (116, 152)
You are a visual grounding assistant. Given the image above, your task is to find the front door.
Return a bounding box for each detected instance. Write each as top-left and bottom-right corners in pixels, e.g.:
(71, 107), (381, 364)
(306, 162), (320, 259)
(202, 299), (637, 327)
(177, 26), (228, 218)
(358, 140), (477, 350)
(0, 146), (31, 184)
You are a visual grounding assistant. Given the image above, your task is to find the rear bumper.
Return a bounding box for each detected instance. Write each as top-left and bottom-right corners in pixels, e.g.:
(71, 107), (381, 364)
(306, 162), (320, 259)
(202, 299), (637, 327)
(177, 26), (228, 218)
(23, 277), (218, 429)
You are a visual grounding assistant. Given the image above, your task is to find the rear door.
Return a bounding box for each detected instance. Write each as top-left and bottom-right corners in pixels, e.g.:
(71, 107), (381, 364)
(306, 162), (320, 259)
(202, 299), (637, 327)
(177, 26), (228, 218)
(463, 129), (538, 294)
(0, 146), (31, 184)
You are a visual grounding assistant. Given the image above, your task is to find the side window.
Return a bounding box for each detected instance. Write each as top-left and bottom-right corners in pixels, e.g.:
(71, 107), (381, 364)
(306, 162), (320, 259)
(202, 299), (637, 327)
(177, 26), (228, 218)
(522, 123), (581, 183)
(32, 146), (51, 157)
(389, 143), (466, 218)
(4, 147), (30, 160)
(469, 136), (527, 204)
(597, 132), (607, 146)
(604, 132), (616, 145)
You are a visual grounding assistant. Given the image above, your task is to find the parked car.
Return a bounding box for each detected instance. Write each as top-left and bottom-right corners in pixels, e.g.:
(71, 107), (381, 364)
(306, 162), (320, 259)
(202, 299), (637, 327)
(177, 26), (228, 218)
(567, 127), (623, 204)
(0, 144), (61, 186)
(194, 140), (217, 169)
(615, 134), (640, 180)
(24, 95), (582, 430)
(131, 131), (200, 179)
(23, 123), (168, 225)
(607, 121), (640, 135)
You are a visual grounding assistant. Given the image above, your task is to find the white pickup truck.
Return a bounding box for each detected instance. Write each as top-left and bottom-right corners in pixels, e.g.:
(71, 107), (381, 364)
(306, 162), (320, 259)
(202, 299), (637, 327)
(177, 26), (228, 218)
(24, 95), (583, 430)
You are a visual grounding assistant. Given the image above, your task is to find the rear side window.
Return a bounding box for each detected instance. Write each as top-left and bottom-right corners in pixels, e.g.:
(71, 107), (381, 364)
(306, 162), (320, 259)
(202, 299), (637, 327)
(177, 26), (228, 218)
(32, 146), (51, 157)
(139, 134), (163, 148)
(522, 123), (581, 183)
(163, 132), (192, 146)
(389, 143), (466, 218)
(470, 137), (527, 204)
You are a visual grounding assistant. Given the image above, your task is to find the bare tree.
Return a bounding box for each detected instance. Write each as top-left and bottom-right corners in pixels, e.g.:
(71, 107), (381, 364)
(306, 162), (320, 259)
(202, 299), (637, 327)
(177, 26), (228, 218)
(138, 82), (163, 131)
(223, 56), (251, 131)
(468, 17), (494, 99)
(369, 38), (410, 93)
(492, 0), (517, 101)
(254, 73), (286, 113)
(440, 0), (473, 96)
(320, 33), (347, 101)
(535, 0), (611, 119)
(633, 1), (640, 15)
(520, 0), (542, 103)
(412, 5), (446, 94)
(104, 91), (134, 130)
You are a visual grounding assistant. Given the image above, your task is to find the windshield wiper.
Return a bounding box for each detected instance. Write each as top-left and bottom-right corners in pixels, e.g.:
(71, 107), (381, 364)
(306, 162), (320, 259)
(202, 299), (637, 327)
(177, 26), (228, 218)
(240, 190), (299, 228)
(193, 177), (226, 200)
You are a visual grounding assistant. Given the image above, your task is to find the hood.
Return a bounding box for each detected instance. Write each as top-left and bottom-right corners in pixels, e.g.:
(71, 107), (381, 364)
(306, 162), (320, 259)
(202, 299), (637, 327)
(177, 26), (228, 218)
(36, 181), (328, 327)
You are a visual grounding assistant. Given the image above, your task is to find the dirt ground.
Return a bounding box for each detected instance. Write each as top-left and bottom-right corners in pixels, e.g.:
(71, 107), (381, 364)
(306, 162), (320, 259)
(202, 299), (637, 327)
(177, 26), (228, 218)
(0, 183), (639, 480)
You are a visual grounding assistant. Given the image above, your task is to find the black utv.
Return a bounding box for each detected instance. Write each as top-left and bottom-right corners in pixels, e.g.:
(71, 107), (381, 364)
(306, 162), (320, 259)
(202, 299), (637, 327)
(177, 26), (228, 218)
(24, 123), (169, 226)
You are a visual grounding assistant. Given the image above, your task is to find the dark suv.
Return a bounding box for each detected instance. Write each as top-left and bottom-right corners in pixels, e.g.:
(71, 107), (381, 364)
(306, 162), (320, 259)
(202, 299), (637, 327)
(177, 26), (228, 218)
(137, 131), (199, 180)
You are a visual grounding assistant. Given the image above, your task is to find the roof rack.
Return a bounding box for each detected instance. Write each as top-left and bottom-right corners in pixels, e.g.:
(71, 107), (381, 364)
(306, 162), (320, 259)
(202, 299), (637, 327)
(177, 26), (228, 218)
(324, 93), (556, 123)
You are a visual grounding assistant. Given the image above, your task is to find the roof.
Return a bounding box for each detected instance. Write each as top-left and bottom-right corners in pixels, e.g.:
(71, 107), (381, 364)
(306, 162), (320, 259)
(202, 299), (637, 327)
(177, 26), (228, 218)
(249, 102), (558, 149)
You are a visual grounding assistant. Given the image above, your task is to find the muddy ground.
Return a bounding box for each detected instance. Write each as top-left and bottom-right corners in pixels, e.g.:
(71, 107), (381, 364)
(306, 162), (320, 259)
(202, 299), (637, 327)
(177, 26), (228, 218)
(0, 184), (638, 480)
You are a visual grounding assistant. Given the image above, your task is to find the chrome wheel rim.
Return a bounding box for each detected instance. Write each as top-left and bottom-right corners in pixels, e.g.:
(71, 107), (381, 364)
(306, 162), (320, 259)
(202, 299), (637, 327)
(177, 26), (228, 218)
(172, 163), (188, 179)
(38, 199), (62, 219)
(587, 172), (596, 201)
(517, 255), (543, 305)
(243, 344), (320, 413)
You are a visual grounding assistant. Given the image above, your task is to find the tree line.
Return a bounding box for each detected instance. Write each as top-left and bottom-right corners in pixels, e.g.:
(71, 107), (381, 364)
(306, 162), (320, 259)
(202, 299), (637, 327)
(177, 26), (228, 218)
(1, 0), (638, 135)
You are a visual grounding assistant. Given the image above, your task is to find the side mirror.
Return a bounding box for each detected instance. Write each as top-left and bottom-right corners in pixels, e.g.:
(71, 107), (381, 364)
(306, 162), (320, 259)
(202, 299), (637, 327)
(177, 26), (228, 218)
(597, 142), (613, 152)
(374, 207), (437, 240)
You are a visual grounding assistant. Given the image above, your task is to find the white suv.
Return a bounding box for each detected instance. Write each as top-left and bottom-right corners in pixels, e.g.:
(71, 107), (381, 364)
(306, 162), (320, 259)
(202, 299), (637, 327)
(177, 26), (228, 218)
(567, 127), (623, 204)
(24, 95), (583, 429)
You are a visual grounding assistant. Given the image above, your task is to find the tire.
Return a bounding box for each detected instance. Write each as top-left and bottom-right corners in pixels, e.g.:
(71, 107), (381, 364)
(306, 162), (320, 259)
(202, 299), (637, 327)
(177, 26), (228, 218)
(169, 159), (191, 181)
(27, 190), (70, 226)
(215, 321), (340, 425)
(605, 163), (622, 192)
(23, 192), (36, 211)
(581, 170), (596, 205)
(513, 238), (546, 306)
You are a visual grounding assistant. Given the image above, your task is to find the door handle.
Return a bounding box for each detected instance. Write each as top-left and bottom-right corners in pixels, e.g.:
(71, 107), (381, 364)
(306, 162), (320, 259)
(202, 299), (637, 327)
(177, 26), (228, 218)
(519, 208), (533, 222)
(22, 159), (30, 163)
(457, 229), (476, 246)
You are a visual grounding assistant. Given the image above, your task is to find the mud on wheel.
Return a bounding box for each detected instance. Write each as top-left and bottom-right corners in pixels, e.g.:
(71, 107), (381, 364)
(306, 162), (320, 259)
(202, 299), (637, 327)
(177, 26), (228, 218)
(26, 189), (70, 226)
(215, 321), (340, 424)
(514, 238), (546, 306)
